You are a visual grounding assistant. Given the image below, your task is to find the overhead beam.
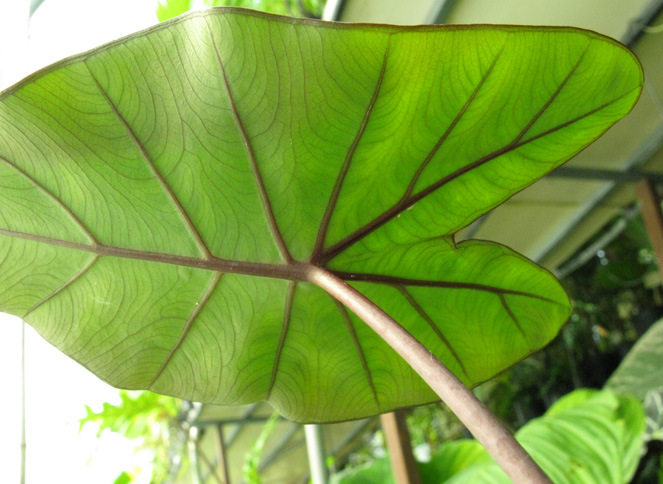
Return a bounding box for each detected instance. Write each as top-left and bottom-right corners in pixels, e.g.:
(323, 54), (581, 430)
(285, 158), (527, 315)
(533, 127), (663, 264)
(548, 166), (663, 183)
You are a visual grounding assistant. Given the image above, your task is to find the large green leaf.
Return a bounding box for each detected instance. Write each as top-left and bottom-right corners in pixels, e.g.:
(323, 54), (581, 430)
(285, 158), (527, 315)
(441, 390), (645, 484)
(0, 9), (642, 422)
(334, 390), (645, 484)
(605, 317), (663, 400)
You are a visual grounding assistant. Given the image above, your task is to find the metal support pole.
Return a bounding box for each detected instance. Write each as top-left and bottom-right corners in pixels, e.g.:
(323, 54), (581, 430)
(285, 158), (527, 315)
(188, 426), (202, 484)
(637, 178), (663, 270)
(304, 424), (329, 484)
(380, 411), (421, 484)
(215, 424), (231, 484)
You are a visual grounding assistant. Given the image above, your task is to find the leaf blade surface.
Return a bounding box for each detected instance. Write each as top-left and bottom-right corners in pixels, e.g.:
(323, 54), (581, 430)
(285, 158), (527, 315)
(0, 9), (643, 422)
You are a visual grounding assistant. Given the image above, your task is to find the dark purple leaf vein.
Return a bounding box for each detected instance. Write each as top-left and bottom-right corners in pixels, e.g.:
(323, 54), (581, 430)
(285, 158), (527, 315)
(332, 270), (565, 306)
(320, 60), (633, 265)
(0, 227), (313, 280)
(205, 18), (293, 263)
(266, 280), (296, 399)
(150, 271), (223, 388)
(497, 293), (530, 349)
(23, 255), (100, 319)
(402, 46), (505, 200)
(83, 61), (214, 261)
(0, 154), (98, 245)
(311, 41), (391, 261)
(395, 285), (469, 380)
(332, 297), (380, 406)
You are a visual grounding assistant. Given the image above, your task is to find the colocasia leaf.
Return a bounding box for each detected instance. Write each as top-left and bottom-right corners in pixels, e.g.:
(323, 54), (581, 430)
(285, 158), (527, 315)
(0, 9), (642, 422)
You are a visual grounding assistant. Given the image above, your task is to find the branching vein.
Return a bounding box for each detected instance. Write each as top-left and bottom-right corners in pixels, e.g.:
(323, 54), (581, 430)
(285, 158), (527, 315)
(333, 297), (380, 407)
(0, 227), (311, 280)
(320, 72), (636, 265)
(402, 47), (504, 200)
(0, 154), (98, 245)
(266, 280), (296, 399)
(206, 18), (293, 263)
(333, 270), (565, 306)
(23, 255), (100, 319)
(150, 271), (223, 388)
(83, 62), (213, 260)
(395, 285), (469, 380)
(497, 293), (529, 348)
(311, 41), (391, 260)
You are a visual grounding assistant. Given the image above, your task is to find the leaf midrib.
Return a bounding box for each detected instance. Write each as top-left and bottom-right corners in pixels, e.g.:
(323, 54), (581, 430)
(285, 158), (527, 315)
(0, 225), (563, 308)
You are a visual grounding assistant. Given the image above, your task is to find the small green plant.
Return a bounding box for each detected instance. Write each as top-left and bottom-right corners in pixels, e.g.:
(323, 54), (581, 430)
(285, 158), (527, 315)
(0, 8), (643, 481)
(80, 391), (181, 482)
(242, 412), (280, 484)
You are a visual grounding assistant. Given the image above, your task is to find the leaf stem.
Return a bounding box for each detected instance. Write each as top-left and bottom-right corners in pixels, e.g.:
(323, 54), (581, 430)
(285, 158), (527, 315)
(307, 266), (552, 484)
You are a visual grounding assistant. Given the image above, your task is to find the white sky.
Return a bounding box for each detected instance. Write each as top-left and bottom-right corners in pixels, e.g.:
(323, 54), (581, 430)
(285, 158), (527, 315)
(0, 1), (162, 482)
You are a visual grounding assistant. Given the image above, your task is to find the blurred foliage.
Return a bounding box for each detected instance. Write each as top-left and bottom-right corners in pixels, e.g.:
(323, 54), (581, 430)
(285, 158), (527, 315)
(80, 390), (182, 482)
(156, 0), (327, 22)
(335, 390), (646, 484)
(338, 212), (663, 481)
(113, 471), (132, 484)
(243, 412), (280, 484)
(478, 214), (662, 430)
(406, 401), (466, 456)
(606, 317), (663, 400)
(77, 214), (662, 482)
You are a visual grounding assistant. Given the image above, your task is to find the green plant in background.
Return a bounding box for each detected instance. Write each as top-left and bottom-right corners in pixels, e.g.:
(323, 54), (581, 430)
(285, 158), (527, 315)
(334, 389), (646, 484)
(0, 7), (643, 481)
(469, 213), (662, 431)
(605, 316), (663, 482)
(157, 0), (325, 22)
(80, 391), (181, 482)
(242, 412), (280, 484)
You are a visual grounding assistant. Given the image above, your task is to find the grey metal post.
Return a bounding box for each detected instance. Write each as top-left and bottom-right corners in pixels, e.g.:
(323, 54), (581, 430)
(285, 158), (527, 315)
(304, 424), (329, 484)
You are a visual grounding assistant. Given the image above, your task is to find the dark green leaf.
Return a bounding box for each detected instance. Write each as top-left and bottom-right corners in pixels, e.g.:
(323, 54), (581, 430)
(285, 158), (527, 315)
(0, 9), (642, 422)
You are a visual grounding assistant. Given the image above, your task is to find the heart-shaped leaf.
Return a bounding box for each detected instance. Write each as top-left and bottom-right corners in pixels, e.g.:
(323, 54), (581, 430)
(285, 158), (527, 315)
(0, 9), (642, 422)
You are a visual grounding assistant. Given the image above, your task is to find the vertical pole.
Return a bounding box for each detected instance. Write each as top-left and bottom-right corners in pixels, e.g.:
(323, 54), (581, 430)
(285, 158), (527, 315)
(20, 321), (26, 484)
(215, 424), (231, 484)
(380, 411), (421, 484)
(304, 424), (329, 484)
(637, 178), (663, 270)
(189, 427), (202, 484)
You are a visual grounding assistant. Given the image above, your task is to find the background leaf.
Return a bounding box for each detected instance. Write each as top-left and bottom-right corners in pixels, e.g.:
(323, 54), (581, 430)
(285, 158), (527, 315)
(29, 0), (47, 19)
(156, 0), (192, 22)
(606, 317), (663, 400)
(0, 9), (642, 422)
(334, 390), (645, 484)
(444, 390), (644, 484)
